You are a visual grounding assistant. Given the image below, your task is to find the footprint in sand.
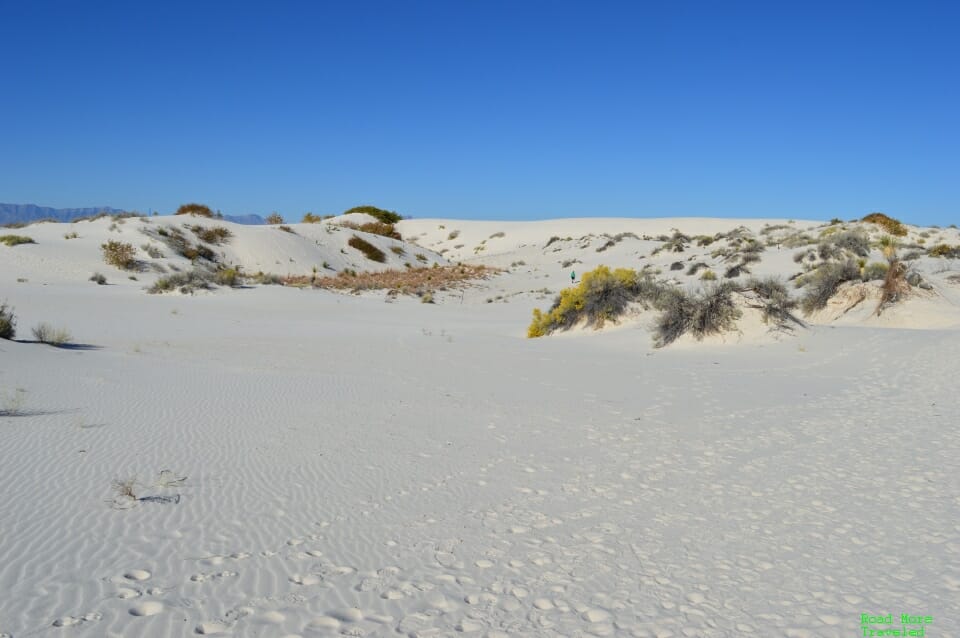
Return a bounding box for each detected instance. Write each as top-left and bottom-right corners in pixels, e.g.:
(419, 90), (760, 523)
(290, 573), (322, 585)
(129, 601), (164, 617)
(196, 621), (230, 634)
(123, 569), (152, 581)
(52, 612), (102, 627)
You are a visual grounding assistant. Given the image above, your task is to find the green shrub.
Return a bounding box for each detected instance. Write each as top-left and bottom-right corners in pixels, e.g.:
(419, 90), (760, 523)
(862, 212), (907, 236)
(101, 240), (138, 270)
(343, 205), (402, 224)
(0, 301), (16, 339)
(175, 203), (214, 217)
(0, 235), (35, 246)
(348, 235), (386, 262)
(32, 322), (72, 346)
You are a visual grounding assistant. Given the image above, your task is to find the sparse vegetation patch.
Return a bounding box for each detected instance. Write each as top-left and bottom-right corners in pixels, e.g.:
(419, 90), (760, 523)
(0, 235), (35, 246)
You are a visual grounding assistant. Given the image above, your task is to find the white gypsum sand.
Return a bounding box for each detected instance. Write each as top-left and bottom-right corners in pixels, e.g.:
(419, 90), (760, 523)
(0, 214), (959, 637)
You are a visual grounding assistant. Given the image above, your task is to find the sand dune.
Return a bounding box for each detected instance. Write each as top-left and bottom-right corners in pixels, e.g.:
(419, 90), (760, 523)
(1, 214), (959, 637)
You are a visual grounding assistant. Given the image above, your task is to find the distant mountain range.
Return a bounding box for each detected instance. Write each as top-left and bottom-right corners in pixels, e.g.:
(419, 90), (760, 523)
(0, 203), (264, 226)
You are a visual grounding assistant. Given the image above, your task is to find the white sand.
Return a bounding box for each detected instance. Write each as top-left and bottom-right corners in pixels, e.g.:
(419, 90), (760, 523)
(1, 215), (959, 637)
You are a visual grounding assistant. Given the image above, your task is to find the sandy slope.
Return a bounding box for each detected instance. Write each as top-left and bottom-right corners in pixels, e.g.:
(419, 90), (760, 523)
(1, 216), (959, 637)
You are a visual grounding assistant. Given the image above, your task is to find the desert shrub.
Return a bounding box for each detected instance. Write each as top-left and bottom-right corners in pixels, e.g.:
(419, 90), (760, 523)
(265, 212), (284, 225)
(302, 212), (323, 223)
(527, 266), (666, 337)
(828, 229), (870, 257)
(32, 322), (72, 346)
(724, 263), (749, 278)
(694, 235), (715, 247)
(348, 235), (386, 262)
(148, 268), (215, 294)
(359, 221), (401, 239)
(342, 205), (402, 224)
(652, 231), (690, 254)
(928, 243), (960, 258)
(90, 272), (107, 285)
(189, 225), (232, 245)
(148, 227), (217, 262)
(742, 277), (803, 329)
(251, 271), (283, 285)
(544, 236), (561, 248)
(64, 232), (79, 239)
(214, 267), (241, 287)
(862, 212), (907, 236)
(390, 246), (405, 255)
(0, 301), (16, 339)
(652, 283), (741, 347)
(175, 203), (213, 217)
(101, 240), (138, 270)
(140, 243), (163, 258)
(448, 230), (460, 240)
(420, 292), (435, 304)
(415, 253), (427, 263)
(0, 235), (35, 246)
(782, 232), (816, 248)
(490, 231), (506, 239)
(701, 269), (717, 280)
(798, 260), (860, 314)
(861, 261), (889, 281)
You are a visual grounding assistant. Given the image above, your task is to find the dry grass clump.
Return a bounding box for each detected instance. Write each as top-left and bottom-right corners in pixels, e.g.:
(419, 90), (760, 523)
(358, 221), (402, 239)
(175, 203), (214, 217)
(101, 240), (138, 270)
(651, 231), (690, 255)
(147, 268), (216, 294)
(188, 225), (232, 245)
(302, 212), (324, 223)
(928, 243), (960, 258)
(32, 322), (72, 346)
(797, 260), (861, 314)
(0, 234), (36, 246)
(0, 301), (16, 340)
(862, 212), (907, 236)
(292, 265), (496, 298)
(147, 226), (217, 262)
(342, 205), (403, 224)
(348, 235), (387, 262)
(597, 232), (638, 252)
(265, 212), (284, 224)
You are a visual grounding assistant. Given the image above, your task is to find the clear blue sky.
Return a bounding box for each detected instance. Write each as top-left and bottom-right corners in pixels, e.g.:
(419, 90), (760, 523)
(1, 1), (957, 225)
